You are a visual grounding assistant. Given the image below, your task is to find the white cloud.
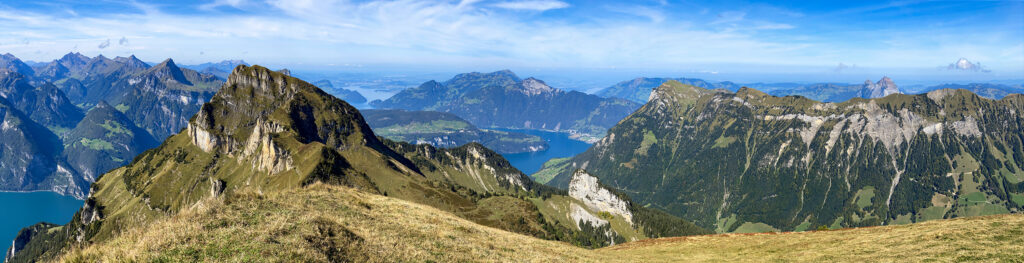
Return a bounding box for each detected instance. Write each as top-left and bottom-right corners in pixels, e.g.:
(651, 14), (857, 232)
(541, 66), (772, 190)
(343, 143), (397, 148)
(492, 0), (569, 11)
(754, 22), (794, 30)
(0, 0), (1019, 75)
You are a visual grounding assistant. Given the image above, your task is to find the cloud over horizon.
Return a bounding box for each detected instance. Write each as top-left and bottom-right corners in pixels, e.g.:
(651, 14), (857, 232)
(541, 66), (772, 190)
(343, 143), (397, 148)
(0, 0), (1020, 76)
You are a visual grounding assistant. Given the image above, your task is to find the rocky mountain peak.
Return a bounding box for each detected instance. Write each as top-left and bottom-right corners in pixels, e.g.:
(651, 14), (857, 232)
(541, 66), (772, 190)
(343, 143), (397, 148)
(147, 59), (191, 85)
(59, 52), (89, 64)
(192, 65), (381, 157)
(858, 76), (901, 98)
(0, 53), (34, 76)
(225, 64), (299, 96)
(648, 80), (710, 105)
(520, 77), (555, 95)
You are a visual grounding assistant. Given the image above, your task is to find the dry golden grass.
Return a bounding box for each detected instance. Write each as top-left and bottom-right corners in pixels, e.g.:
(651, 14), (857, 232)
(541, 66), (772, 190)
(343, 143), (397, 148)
(61, 183), (1024, 262)
(60, 183), (594, 262)
(599, 214), (1024, 262)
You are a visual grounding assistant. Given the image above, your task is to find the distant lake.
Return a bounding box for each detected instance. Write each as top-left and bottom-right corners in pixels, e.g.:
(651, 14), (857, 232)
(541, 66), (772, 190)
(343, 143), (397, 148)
(495, 129), (592, 175)
(0, 192), (83, 262)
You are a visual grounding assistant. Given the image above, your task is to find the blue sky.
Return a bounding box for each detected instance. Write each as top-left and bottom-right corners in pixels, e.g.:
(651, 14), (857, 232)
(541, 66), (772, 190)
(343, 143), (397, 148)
(0, 0), (1021, 80)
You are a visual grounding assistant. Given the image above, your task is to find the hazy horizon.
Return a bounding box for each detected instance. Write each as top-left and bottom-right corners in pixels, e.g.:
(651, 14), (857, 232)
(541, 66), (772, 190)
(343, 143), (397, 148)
(2, 1), (1022, 82)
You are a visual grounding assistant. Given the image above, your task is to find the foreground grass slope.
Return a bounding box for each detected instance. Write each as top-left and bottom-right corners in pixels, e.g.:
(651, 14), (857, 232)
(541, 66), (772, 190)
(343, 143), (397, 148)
(64, 183), (1024, 262)
(62, 184), (592, 262)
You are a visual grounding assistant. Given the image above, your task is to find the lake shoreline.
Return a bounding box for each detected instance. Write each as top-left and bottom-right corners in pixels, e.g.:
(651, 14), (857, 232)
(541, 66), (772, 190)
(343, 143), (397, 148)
(0, 190), (84, 200)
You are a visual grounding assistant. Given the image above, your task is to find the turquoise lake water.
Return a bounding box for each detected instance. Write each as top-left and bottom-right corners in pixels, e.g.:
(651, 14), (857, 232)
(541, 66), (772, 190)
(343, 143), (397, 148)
(495, 129), (592, 175)
(0, 191), (83, 262)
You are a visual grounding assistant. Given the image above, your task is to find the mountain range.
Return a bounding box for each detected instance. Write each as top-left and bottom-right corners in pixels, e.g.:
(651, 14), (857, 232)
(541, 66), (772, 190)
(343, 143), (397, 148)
(182, 59), (250, 79)
(0, 53), (224, 198)
(6, 65), (706, 262)
(371, 70), (641, 142)
(361, 109), (547, 153)
(312, 79), (367, 104)
(538, 80), (1024, 233)
(4, 58), (1022, 261)
(596, 77), (742, 103)
(597, 76), (1021, 104)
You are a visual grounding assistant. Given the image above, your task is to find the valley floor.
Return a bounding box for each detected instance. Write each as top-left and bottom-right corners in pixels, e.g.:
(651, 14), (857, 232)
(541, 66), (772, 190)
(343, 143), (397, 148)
(61, 183), (1024, 262)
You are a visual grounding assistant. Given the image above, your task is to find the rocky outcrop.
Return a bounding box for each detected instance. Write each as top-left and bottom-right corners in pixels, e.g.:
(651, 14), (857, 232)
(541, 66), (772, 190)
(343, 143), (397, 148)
(569, 203), (609, 228)
(568, 169), (633, 225)
(240, 118), (293, 174)
(520, 78), (555, 96)
(5, 222), (57, 262)
(857, 76), (901, 99)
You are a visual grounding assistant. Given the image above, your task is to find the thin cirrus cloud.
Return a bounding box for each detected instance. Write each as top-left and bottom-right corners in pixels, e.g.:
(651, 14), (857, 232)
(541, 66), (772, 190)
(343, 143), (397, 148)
(492, 0), (569, 11)
(0, 0), (1019, 75)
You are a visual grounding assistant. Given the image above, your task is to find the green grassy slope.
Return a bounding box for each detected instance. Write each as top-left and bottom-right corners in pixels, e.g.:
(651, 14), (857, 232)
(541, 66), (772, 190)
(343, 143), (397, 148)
(59, 183), (1024, 262)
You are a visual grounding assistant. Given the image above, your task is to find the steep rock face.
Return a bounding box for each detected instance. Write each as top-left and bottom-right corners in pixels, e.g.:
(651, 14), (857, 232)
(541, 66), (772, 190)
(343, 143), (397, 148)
(568, 169), (634, 224)
(118, 74), (218, 140)
(543, 80), (1024, 232)
(63, 101), (159, 182)
(71, 57), (222, 140)
(0, 53), (35, 76)
(858, 76), (901, 99)
(4, 222), (58, 262)
(0, 97), (86, 198)
(0, 72), (84, 132)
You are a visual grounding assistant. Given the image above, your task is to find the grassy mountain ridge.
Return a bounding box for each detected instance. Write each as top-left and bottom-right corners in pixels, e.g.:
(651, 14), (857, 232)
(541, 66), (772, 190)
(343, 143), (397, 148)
(52, 183), (1024, 262)
(541, 80), (1024, 232)
(596, 77), (741, 103)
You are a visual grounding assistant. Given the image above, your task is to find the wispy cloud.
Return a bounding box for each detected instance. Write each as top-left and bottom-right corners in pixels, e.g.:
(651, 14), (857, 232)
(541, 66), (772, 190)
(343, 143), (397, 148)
(199, 0), (248, 10)
(607, 5), (665, 23)
(492, 0), (569, 11)
(0, 0), (1019, 75)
